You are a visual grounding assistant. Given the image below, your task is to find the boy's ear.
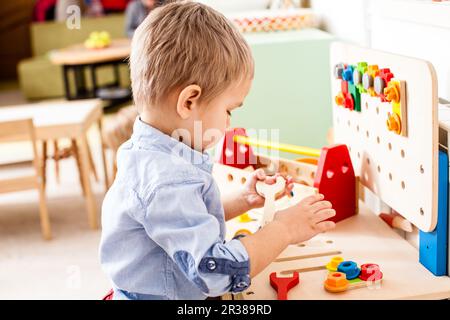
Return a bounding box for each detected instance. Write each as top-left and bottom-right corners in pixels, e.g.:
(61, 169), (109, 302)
(176, 85), (202, 120)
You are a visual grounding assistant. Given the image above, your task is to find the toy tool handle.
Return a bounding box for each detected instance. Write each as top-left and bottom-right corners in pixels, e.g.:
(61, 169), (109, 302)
(234, 135), (321, 158)
(261, 193), (276, 226)
(270, 272), (300, 300)
(256, 177), (286, 226)
(277, 288), (288, 300)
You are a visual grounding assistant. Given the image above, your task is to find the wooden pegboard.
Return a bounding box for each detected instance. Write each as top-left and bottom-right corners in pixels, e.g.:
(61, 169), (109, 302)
(330, 42), (438, 232)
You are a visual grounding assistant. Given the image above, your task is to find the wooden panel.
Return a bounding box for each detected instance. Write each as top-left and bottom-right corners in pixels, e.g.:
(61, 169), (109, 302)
(330, 42), (438, 232)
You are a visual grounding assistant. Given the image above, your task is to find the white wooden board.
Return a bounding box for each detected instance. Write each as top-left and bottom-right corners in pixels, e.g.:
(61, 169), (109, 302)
(330, 42), (439, 232)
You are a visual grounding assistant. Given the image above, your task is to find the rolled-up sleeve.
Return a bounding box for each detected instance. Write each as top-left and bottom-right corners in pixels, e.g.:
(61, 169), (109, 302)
(138, 181), (251, 297)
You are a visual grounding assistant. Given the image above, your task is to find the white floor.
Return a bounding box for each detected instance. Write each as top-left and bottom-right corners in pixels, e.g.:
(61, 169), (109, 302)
(0, 137), (112, 299)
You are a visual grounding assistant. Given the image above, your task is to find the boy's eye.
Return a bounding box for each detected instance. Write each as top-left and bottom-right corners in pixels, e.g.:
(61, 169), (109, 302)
(227, 110), (232, 116)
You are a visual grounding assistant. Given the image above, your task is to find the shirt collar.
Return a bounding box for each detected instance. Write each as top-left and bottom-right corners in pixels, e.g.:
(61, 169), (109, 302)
(132, 117), (213, 173)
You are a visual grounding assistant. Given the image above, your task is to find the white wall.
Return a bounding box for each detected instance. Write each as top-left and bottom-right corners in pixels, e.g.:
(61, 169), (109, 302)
(369, 0), (450, 101)
(200, 0), (450, 99)
(309, 0), (371, 45)
(196, 0), (271, 13)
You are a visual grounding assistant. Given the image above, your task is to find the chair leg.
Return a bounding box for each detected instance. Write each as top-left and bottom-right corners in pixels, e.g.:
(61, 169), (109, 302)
(72, 139), (86, 196)
(78, 135), (99, 229)
(37, 179), (52, 240)
(42, 140), (48, 188)
(86, 139), (98, 182)
(53, 140), (60, 184)
(98, 119), (110, 191)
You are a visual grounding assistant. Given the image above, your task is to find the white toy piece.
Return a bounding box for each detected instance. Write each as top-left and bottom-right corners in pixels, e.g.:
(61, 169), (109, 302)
(256, 176), (286, 226)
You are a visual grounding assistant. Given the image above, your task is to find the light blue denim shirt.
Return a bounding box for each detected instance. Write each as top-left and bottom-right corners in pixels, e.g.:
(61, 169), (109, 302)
(99, 118), (250, 300)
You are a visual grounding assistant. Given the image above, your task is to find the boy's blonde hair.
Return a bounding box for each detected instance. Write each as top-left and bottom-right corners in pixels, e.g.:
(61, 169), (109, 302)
(129, 1), (254, 112)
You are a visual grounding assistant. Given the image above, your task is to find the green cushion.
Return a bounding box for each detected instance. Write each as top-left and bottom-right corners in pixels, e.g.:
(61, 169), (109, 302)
(31, 14), (126, 56)
(17, 55), (64, 100)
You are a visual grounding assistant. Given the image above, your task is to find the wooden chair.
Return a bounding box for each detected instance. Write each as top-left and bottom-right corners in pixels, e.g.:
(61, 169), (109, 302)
(0, 119), (51, 240)
(102, 105), (137, 187)
(41, 139), (98, 195)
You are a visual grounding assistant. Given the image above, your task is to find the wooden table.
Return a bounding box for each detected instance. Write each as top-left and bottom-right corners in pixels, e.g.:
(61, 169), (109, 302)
(0, 99), (107, 229)
(49, 39), (131, 103)
(214, 163), (450, 300)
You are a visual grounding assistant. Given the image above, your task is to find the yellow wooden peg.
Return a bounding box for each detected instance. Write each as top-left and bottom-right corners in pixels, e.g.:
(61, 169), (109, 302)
(238, 212), (253, 223)
(234, 136), (321, 158)
(384, 79), (407, 136)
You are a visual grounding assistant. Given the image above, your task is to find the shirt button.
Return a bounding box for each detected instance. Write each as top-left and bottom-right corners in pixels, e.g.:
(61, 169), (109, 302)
(207, 259), (216, 271)
(237, 281), (248, 288)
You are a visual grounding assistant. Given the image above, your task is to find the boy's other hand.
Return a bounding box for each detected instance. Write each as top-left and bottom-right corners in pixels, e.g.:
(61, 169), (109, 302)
(242, 169), (294, 210)
(273, 193), (336, 245)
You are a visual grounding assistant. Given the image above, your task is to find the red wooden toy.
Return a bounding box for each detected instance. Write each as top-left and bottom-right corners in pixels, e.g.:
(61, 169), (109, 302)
(270, 271), (300, 300)
(314, 145), (357, 223)
(376, 68), (395, 102)
(217, 128), (257, 169)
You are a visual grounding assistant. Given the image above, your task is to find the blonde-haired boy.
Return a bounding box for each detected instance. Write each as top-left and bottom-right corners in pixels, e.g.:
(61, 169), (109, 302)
(100, 1), (335, 300)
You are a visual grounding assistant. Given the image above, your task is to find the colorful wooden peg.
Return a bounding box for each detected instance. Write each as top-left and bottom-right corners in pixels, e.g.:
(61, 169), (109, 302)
(337, 260), (361, 280)
(359, 264), (383, 282)
(335, 92), (345, 107)
(238, 212), (253, 223)
(363, 65), (380, 97)
(384, 79), (407, 136)
(326, 256), (344, 272)
(353, 62), (368, 93)
(324, 272), (350, 293)
(324, 271), (383, 293)
(375, 68), (394, 101)
(342, 65), (354, 84)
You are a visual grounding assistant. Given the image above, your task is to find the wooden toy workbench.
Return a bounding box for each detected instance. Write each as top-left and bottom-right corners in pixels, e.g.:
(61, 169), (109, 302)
(214, 165), (450, 300)
(213, 42), (450, 300)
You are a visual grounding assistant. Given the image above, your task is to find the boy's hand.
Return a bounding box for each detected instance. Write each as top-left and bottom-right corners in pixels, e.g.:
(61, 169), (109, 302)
(242, 169), (294, 210)
(273, 193), (336, 245)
